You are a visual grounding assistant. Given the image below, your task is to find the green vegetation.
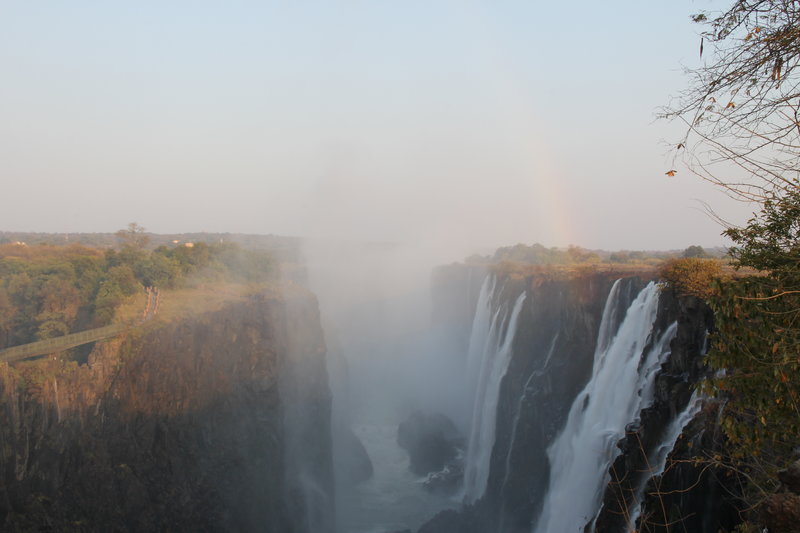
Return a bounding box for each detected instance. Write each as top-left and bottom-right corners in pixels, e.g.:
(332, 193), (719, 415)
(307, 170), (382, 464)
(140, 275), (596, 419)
(666, 1), (800, 529)
(682, 245), (710, 258)
(659, 257), (726, 299)
(0, 245), (113, 348)
(702, 189), (800, 508)
(468, 242), (723, 268)
(488, 243), (601, 265)
(0, 227), (276, 350)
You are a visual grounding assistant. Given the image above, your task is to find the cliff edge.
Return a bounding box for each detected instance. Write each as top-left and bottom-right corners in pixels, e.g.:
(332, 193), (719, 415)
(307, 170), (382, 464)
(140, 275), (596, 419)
(0, 286), (333, 532)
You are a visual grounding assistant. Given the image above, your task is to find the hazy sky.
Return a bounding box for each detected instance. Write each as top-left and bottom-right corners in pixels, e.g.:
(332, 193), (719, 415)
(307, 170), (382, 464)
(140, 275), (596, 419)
(0, 0), (753, 254)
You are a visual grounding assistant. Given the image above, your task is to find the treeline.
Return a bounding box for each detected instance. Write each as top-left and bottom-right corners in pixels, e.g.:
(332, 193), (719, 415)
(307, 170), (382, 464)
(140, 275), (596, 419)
(0, 231), (301, 262)
(0, 240), (275, 350)
(467, 242), (723, 266)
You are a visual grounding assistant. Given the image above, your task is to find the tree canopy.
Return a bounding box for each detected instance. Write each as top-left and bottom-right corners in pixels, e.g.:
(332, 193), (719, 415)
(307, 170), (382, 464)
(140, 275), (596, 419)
(0, 235), (276, 351)
(668, 2), (800, 528)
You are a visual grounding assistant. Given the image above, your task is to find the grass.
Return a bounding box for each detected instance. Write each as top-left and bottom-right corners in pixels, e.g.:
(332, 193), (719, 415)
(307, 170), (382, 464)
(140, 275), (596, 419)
(150, 281), (282, 323)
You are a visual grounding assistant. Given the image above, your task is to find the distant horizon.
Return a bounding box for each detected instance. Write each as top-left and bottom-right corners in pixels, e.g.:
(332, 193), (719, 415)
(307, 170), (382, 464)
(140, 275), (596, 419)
(1, 1), (752, 254)
(0, 227), (733, 256)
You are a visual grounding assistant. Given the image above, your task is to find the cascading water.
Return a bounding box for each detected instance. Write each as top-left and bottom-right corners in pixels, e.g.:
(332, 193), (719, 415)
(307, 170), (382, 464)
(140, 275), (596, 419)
(463, 274), (499, 419)
(462, 275), (527, 504)
(533, 281), (677, 533)
(626, 392), (704, 530)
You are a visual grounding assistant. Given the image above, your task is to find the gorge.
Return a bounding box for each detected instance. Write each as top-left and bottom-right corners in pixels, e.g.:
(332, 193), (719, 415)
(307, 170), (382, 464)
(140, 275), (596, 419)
(311, 245), (741, 533)
(0, 240), (742, 533)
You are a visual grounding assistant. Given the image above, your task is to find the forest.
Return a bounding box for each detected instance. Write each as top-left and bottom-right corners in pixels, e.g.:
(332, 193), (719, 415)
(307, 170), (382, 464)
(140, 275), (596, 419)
(0, 227), (275, 350)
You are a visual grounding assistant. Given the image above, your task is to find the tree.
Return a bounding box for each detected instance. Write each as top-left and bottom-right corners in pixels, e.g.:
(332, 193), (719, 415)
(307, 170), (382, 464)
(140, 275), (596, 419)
(665, 0), (800, 203)
(710, 189), (800, 446)
(115, 222), (150, 251)
(703, 191), (800, 522)
(682, 244), (710, 258)
(133, 253), (179, 288)
(666, 2), (800, 527)
(0, 287), (14, 348)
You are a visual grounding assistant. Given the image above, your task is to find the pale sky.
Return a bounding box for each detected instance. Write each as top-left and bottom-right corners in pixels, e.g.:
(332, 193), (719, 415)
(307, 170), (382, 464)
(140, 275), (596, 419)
(0, 0), (753, 254)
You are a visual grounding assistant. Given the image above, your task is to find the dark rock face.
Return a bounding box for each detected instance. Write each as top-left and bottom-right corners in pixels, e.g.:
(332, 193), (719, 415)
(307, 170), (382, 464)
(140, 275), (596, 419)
(0, 290), (334, 533)
(416, 508), (484, 533)
(760, 493), (800, 533)
(417, 271), (739, 533)
(484, 274), (649, 533)
(631, 403), (740, 533)
(389, 507), (488, 533)
(779, 460), (800, 494)
(421, 270), (653, 533)
(338, 426), (374, 486)
(593, 290), (710, 532)
(398, 411), (464, 476)
(593, 290), (739, 533)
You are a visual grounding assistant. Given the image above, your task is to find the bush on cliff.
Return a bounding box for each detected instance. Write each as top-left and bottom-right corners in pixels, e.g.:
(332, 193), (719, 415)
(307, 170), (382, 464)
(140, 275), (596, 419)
(659, 257), (725, 299)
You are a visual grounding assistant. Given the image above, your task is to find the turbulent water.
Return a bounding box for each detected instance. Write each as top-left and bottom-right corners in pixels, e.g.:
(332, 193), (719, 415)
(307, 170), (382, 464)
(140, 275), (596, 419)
(533, 281), (677, 533)
(462, 275), (527, 504)
(337, 419), (458, 533)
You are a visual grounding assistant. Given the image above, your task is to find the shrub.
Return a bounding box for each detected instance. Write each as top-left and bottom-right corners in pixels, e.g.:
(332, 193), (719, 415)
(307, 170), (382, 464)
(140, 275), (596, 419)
(659, 257), (724, 299)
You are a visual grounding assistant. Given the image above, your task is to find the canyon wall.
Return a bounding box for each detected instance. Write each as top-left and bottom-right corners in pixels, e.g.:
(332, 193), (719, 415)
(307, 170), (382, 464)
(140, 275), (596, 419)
(0, 288), (334, 532)
(414, 267), (737, 533)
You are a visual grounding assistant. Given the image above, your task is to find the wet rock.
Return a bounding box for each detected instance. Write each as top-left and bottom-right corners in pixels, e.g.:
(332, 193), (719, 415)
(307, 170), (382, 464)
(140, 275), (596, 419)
(759, 493), (800, 533)
(422, 458), (464, 493)
(779, 460), (800, 494)
(339, 426), (373, 485)
(397, 411), (463, 476)
(415, 508), (484, 533)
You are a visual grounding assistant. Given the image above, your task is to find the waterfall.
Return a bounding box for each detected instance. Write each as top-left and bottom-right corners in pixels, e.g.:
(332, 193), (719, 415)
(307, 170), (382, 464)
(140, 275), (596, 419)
(626, 392), (704, 530)
(533, 282), (677, 533)
(464, 274), (499, 415)
(462, 275), (527, 504)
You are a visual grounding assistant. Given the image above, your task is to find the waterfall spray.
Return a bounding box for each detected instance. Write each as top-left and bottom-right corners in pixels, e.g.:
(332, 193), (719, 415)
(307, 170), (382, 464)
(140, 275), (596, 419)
(462, 276), (527, 504)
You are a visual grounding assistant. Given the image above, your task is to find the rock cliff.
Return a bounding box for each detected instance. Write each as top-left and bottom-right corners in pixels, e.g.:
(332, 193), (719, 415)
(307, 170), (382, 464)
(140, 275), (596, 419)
(411, 268), (738, 533)
(0, 287), (334, 532)
(592, 289), (739, 533)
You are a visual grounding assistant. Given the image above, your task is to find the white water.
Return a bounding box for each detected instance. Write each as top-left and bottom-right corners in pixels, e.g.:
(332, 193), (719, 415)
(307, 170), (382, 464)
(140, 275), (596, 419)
(337, 419), (459, 533)
(462, 276), (527, 504)
(464, 274), (500, 421)
(626, 392), (704, 530)
(533, 282), (677, 533)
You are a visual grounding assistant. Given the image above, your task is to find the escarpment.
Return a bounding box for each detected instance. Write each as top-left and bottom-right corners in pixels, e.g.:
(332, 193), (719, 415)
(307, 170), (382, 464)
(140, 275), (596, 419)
(592, 290), (740, 533)
(0, 288), (334, 532)
(409, 268), (739, 533)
